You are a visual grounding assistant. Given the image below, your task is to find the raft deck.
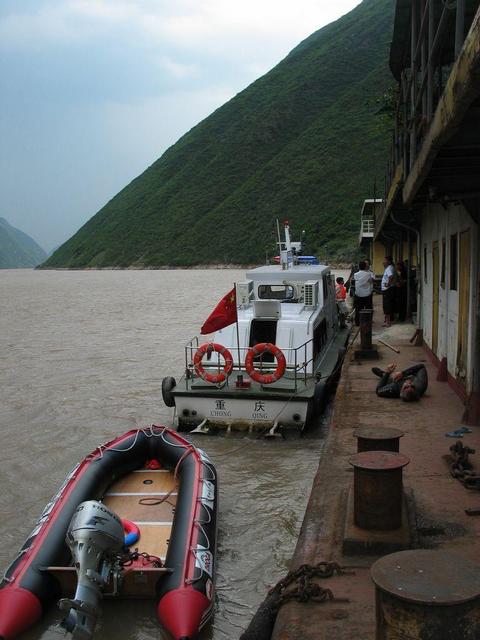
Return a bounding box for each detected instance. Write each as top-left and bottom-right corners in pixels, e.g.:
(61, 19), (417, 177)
(47, 468), (177, 598)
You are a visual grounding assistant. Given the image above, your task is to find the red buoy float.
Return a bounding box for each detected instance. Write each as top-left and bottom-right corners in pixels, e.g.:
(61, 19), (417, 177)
(245, 343), (286, 384)
(194, 343), (234, 384)
(122, 518), (140, 547)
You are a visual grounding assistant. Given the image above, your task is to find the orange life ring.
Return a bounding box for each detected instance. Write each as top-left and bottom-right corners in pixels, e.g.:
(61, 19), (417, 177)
(194, 343), (234, 384)
(245, 343), (286, 385)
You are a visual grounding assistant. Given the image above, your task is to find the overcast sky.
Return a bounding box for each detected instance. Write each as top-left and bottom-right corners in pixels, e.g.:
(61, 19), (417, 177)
(0, 0), (361, 252)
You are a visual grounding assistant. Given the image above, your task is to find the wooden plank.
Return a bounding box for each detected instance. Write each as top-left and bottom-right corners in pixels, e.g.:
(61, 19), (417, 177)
(103, 494), (176, 522)
(108, 471), (177, 493)
(46, 566), (171, 599)
(102, 470), (176, 560)
(133, 524), (172, 558)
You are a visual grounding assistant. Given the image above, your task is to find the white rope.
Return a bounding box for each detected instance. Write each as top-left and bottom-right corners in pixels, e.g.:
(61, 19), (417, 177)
(94, 425), (167, 459)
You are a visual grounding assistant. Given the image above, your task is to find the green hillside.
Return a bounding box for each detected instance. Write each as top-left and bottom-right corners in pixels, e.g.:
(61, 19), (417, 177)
(0, 218), (47, 268)
(43, 0), (394, 268)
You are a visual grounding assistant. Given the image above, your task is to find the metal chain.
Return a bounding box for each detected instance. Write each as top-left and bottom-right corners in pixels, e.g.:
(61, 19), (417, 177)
(269, 561), (354, 595)
(449, 441), (480, 490)
(268, 562), (354, 609)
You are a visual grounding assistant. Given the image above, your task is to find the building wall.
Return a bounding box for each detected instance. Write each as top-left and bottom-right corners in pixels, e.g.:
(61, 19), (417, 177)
(373, 241), (387, 275)
(399, 240), (417, 266)
(359, 238), (388, 276)
(420, 201), (479, 393)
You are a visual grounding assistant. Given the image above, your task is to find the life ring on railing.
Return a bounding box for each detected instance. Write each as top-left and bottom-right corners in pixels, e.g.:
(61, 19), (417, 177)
(245, 343), (286, 385)
(194, 343), (234, 384)
(122, 518), (140, 547)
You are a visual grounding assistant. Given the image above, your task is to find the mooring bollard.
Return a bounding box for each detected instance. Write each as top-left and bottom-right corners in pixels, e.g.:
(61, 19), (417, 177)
(349, 451), (409, 530)
(354, 309), (378, 359)
(353, 426), (405, 453)
(371, 550), (480, 639)
(360, 308), (373, 349)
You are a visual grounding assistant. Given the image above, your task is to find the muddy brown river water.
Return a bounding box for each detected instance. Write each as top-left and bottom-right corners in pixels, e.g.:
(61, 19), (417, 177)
(0, 269), (334, 639)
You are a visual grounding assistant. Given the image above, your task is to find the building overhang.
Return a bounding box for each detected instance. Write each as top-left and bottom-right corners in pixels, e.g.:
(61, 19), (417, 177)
(390, 0), (479, 80)
(375, 161), (404, 239)
(403, 8), (480, 206)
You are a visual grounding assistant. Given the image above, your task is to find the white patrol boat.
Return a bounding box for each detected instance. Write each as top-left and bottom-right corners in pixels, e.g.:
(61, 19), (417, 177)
(162, 222), (349, 435)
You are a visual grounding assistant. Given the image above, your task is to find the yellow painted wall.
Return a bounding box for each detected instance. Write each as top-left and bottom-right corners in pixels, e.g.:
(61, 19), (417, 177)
(373, 241), (386, 275)
(400, 240), (417, 265)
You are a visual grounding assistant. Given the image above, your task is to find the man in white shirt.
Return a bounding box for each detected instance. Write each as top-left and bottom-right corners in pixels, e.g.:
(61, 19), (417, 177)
(353, 261), (374, 326)
(381, 256), (396, 327)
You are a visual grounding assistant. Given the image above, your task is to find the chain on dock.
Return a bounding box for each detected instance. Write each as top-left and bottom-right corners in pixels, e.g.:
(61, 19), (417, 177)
(239, 562), (354, 639)
(268, 561), (354, 609)
(448, 440), (480, 490)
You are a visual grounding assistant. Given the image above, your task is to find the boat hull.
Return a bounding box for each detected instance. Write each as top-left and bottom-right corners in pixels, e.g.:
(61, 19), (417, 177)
(172, 330), (349, 434)
(176, 385), (311, 432)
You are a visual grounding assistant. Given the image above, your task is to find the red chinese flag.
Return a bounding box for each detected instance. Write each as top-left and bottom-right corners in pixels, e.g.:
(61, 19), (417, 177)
(200, 288), (237, 334)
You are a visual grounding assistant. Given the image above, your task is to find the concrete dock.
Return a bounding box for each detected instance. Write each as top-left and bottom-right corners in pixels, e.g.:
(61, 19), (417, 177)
(272, 302), (480, 640)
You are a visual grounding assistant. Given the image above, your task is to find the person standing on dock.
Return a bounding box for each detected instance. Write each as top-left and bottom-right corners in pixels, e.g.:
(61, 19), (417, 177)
(353, 261), (374, 326)
(335, 276), (348, 327)
(381, 256), (396, 327)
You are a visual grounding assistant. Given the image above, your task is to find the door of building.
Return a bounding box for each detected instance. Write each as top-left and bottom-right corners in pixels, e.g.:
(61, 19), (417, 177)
(432, 241), (439, 354)
(457, 229), (471, 382)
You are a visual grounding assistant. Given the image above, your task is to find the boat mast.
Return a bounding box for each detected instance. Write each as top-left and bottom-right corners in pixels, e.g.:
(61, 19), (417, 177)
(277, 219), (293, 271)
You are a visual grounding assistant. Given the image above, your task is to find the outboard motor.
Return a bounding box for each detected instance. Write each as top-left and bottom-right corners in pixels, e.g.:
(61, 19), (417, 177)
(59, 500), (126, 640)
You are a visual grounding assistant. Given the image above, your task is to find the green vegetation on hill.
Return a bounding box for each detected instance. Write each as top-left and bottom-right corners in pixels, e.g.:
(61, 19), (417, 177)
(43, 0), (394, 268)
(0, 218), (47, 268)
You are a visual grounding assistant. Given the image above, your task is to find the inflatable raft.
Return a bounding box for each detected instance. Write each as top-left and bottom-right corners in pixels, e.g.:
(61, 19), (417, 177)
(0, 426), (218, 640)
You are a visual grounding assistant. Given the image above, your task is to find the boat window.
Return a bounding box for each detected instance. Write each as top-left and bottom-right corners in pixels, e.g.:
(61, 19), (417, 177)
(313, 318), (328, 361)
(322, 276), (329, 300)
(258, 284), (294, 300)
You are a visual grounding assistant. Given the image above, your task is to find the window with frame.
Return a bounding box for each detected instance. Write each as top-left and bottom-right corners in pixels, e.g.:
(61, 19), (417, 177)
(450, 233), (458, 291)
(440, 238), (446, 288)
(258, 284), (294, 300)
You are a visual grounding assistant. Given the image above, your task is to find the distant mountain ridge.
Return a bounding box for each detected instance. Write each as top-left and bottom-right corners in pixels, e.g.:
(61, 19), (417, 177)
(0, 218), (47, 268)
(43, 0), (394, 268)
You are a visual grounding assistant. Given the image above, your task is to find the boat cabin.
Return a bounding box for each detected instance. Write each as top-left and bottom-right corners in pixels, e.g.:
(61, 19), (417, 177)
(213, 263), (336, 375)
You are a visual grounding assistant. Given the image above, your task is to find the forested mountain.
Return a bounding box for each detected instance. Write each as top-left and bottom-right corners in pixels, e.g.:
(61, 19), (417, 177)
(0, 218), (47, 268)
(43, 0), (394, 268)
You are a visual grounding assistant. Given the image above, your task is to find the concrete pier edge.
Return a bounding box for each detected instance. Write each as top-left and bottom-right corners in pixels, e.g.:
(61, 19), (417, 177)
(271, 300), (480, 640)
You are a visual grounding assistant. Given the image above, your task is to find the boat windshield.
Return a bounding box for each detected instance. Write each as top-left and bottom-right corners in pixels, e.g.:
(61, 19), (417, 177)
(257, 284), (294, 300)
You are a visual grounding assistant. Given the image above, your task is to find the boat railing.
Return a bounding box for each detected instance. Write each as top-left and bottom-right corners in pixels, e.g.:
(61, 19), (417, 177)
(183, 337), (315, 391)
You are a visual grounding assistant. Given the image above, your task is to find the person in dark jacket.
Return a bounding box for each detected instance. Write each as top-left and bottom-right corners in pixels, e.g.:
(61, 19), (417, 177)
(395, 261), (407, 322)
(372, 363), (428, 401)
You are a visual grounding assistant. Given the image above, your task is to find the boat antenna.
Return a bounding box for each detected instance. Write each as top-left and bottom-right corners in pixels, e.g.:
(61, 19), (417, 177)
(233, 283), (242, 372)
(283, 220), (292, 252)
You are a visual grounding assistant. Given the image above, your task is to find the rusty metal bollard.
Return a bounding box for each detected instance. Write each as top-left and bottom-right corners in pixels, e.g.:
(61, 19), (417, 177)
(371, 550), (480, 639)
(354, 309), (378, 359)
(360, 308), (373, 349)
(349, 451), (410, 530)
(353, 426), (405, 453)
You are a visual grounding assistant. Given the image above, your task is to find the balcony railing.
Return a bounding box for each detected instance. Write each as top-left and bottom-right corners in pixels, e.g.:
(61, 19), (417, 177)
(383, 0), (477, 211)
(183, 336), (316, 391)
